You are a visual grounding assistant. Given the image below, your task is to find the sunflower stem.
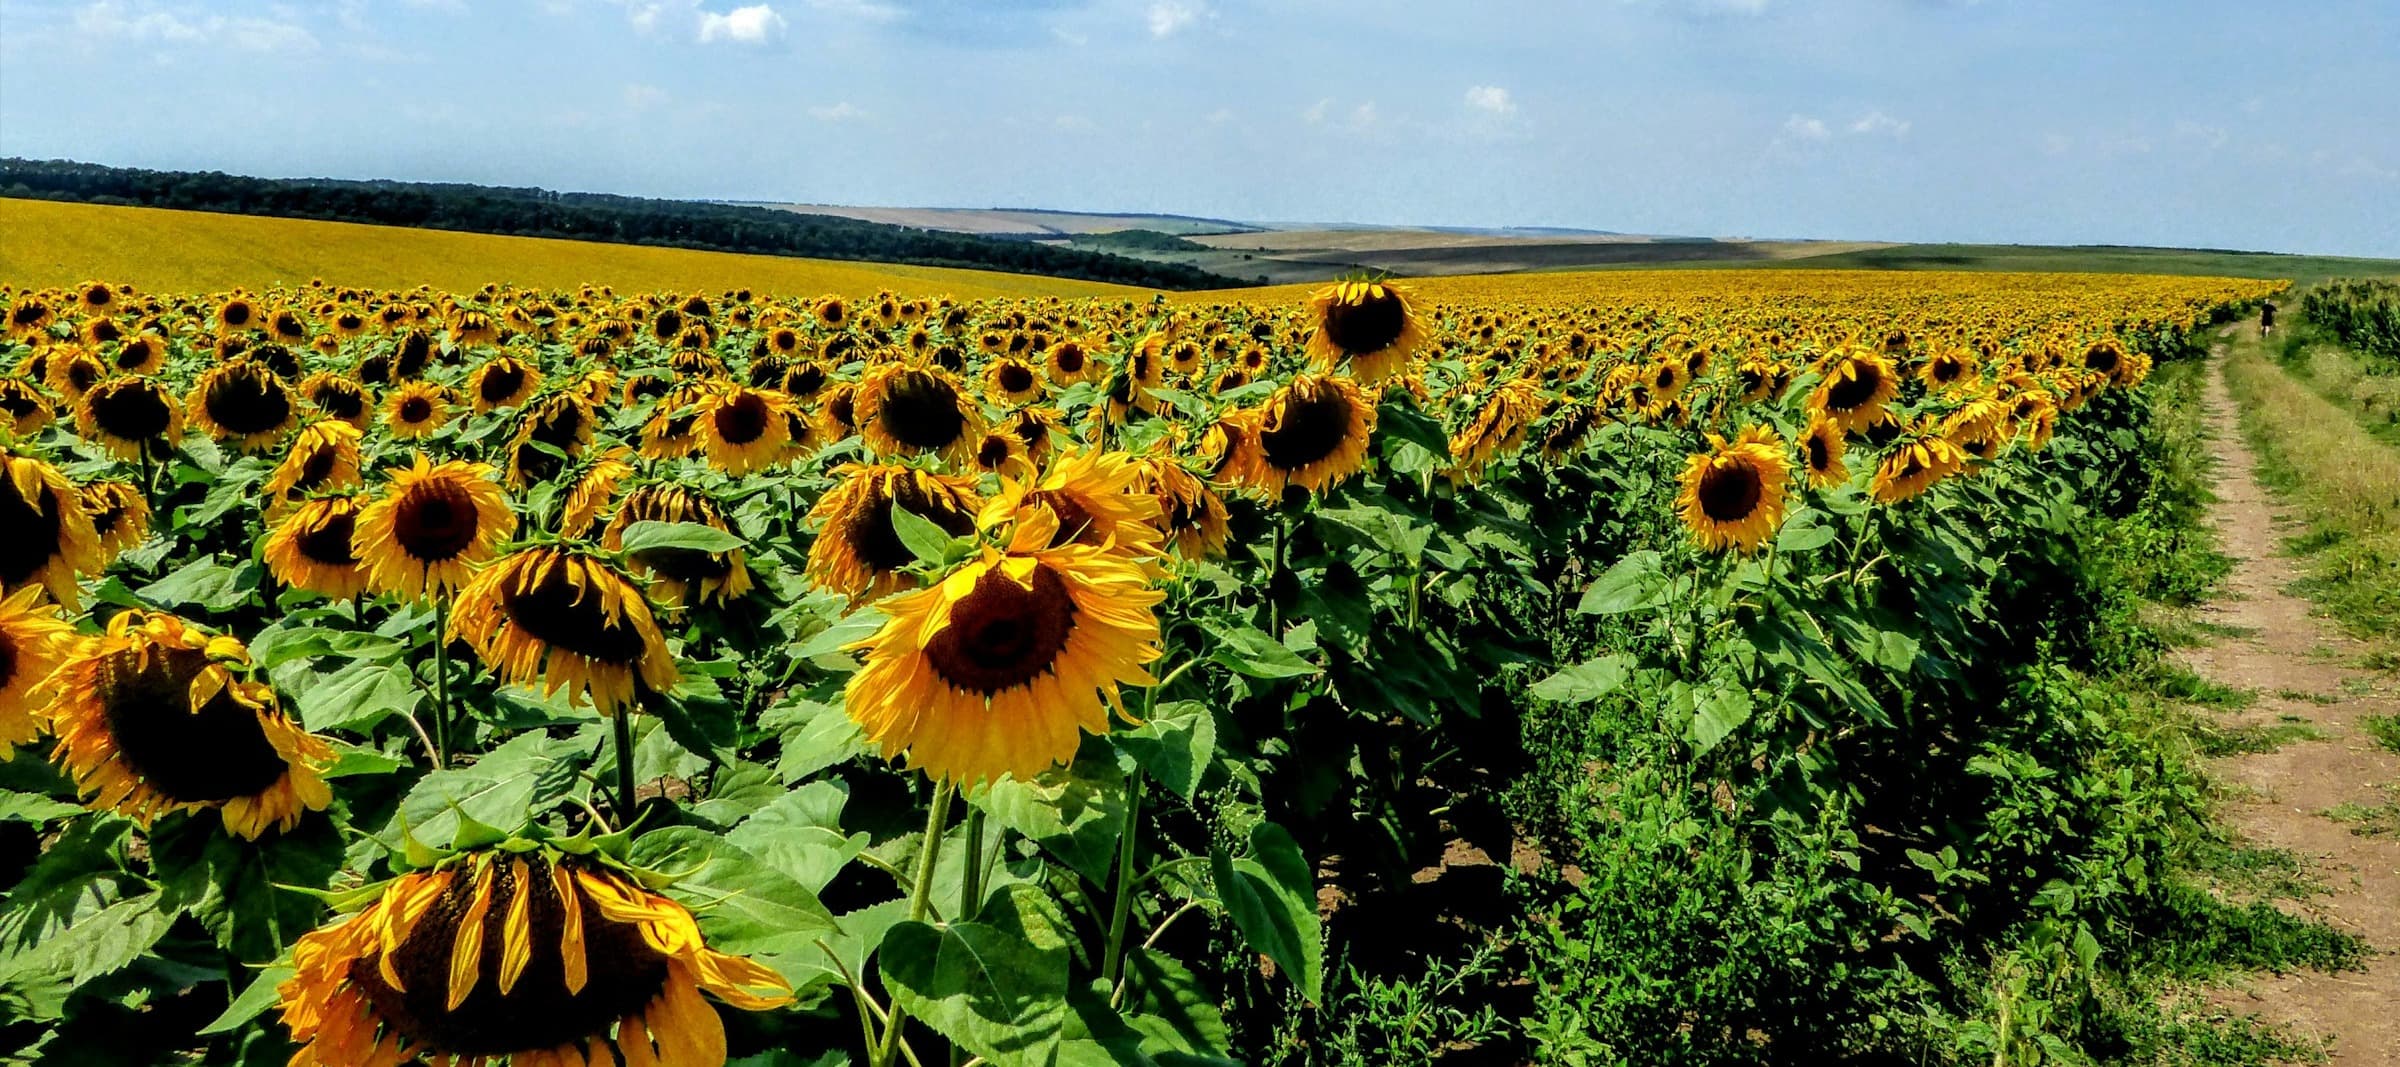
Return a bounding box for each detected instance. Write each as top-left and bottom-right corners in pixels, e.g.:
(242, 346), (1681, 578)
(1099, 776), (1145, 990)
(959, 807), (987, 921)
(1269, 509), (1289, 632)
(430, 597), (451, 769)
(873, 780), (956, 1067)
(612, 710), (639, 825)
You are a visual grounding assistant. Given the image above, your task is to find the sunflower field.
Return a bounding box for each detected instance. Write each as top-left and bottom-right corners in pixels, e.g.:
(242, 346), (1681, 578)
(0, 268), (2280, 1066)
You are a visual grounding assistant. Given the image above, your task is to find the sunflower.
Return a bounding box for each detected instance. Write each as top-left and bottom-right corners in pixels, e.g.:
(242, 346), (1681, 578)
(469, 355), (542, 413)
(693, 384), (797, 477)
(385, 381), (455, 439)
(560, 448), (637, 539)
(1305, 279), (1427, 382)
(505, 392), (600, 490)
(1046, 339), (1101, 385)
(603, 485), (753, 607)
(43, 612), (332, 838)
(979, 449), (1165, 556)
(1447, 378), (1544, 483)
(0, 587), (78, 755)
(264, 494), (373, 600)
(1137, 456), (1230, 560)
(983, 357), (1044, 406)
(1005, 406), (1063, 462)
(780, 361), (830, 401)
(1809, 349), (1899, 433)
(450, 547), (678, 716)
(971, 430), (1027, 474)
(1676, 425), (1791, 553)
(637, 382), (711, 461)
(354, 456), (517, 601)
(844, 509), (1164, 784)
(109, 332), (167, 375)
(1919, 348), (1974, 393)
(1800, 419), (1850, 488)
(1735, 359), (1794, 405)
(1, 452), (103, 607)
(299, 371), (372, 428)
(216, 296), (259, 335)
(0, 378), (51, 436)
(1537, 399), (1602, 463)
(1237, 374), (1378, 496)
(856, 364), (983, 464)
(76, 375), (182, 460)
(5, 295), (52, 339)
(80, 480), (150, 564)
(1869, 422), (1970, 504)
(187, 358), (299, 451)
(45, 348), (107, 403)
(277, 848), (792, 1067)
(805, 464), (983, 601)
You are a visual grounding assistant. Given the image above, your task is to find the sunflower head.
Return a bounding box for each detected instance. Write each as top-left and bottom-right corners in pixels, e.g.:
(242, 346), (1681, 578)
(984, 357), (1044, 405)
(603, 484), (753, 607)
(506, 392), (600, 490)
(1676, 425), (1792, 553)
(80, 479), (151, 563)
(806, 464), (983, 601)
(979, 449), (1166, 557)
(694, 384), (796, 477)
(1136, 455), (1231, 560)
(354, 455), (518, 601)
(451, 547), (678, 715)
(109, 332), (166, 374)
(187, 358), (299, 451)
(265, 493), (373, 601)
(1869, 420), (1971, 504)
(1306, 279), (1427, 382)
(1809, 348), (1900, 433)
(1, 452), (104, 608)
(266, 420), (366, 510)
(857, 364), (983, 464)
(1236, 373), (1378, 496)
(0, 377), (53, 436)
(76, 375), (182, 460)
(1801, 419), (1850, 488)
(44, 611), (333, 837)
(300, 371), (372, 428)
(0, 587), (79, 754)
(469, 355), (542, 413)
(386, 381), (455, 439)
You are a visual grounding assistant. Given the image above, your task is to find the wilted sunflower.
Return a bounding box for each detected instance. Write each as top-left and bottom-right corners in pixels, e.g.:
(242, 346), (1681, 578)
(805, 464), (983, 601)
(264, 494), (373, 600)
(560, 448), (637, 539)
(1809, 349), (1899, 433)
(603, 485), (753, 607)
(1306, 279), (1427, 382)
(693, 384), (797, 477)
(638, 382), (711, 461)
(844, 508), (1165, 784)
(266, 420), (365, 510)
(505, 392), (600, 490)
(469, 355), (542, 413)
(1735, 359), (1794, 405)
(451, 547), (678, 716)
(1800, 419), (1850, 488)
(80, 480), (150, 564)
(187, 358), (299, 451)
(983, 357), (1044, 405)
(856, 364), (983, 464)
(5, 295), (52, 339)
(1676, 425), (1791, 553)
(1447, 378), (1544, 484)
(44, 611), (332, 838)
(45, 348), (107, 402)
(76, 375), (182, 460)
(1137, 455), (1230, 560)
(780, 361), (830, 401)
(0, 587), (77, 755)
(1238, 374), (1379, 496)
(0, 378), (52, 436)
(1869, 422), (1970, 504)
(385, 381), (455, 439)
(979, 449), (1165, 556)
(1919, 348), (1975, 393)
(1, 452), (103, 607)
(354, 456), (517, 600)
(293, 371), (369, 428)
(277, 848), (792, 1067)
(109, 332), (167, 375)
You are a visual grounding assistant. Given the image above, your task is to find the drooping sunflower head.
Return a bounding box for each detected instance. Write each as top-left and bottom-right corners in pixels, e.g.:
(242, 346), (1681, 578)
(559, 448), (637, 539)
(1446, 377), (1546, 484)
(1136, 455), (1231, 560)
(354, 455), (518, 601)
(109, 332), (167, 375)
(979, 449), (1166, 557)
(6, 295), (54, 339)
(1676, 425), (1792, 554)
(1306, 279), (1427, 382)
(1919, 347), (1975, 393)
(983, 357), (1044, 406)
(1869, 420), (1971, 505)
(76, 375), (182, 460)
(44, 347), (107, 402)
(266, 419), (366, 511)
(385, 381), (455, 439)
(603, 484), (753, 607)
(637, 382), (711, 461)
(1800, 418), (1850, 488)
(779, 360), (830, 401)
(0, 586), (80, 754)
(1735, 359), (1794, 405)
(1809, 348), (1900, 433)
(843, 517), (1165, 784)
(186, 358), (299, 452)
(1238, 373), (1378, 496)
(469, 355), (542, 413)
(79, 479), (151, 564)
(451, 546), (678, 716)
(695, 384), (796, 477)
(296, 371), (371, 428)
(857, 364), (984, 464)
(972, 429), (1027, 474)
(1, 452), (104, 608)
(0, 377), (52, 436)
(505, 391), (600, 490)
(277, 848), (792, 1067)
(805, 463), (984, 601)
(44, 611), (333, 838)
(264, 493), (373, 601)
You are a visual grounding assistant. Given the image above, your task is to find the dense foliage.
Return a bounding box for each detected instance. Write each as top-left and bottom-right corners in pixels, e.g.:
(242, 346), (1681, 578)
(2300, 279), (2400, 365)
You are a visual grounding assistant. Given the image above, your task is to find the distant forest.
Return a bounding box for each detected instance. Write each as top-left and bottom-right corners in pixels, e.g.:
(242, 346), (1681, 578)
(0, 159), (1239, 291)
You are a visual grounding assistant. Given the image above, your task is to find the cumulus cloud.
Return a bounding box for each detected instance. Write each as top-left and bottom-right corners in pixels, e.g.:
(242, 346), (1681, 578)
(1782, 114), (1829, 141)
(1849, 110), (1911, 137)
(1147, 0), (1203, 38)
(74, 1), (318, 52)
(698, 3), (785, 43)
(623, 83), (668, 109)
(1465, 85), (1516, 116)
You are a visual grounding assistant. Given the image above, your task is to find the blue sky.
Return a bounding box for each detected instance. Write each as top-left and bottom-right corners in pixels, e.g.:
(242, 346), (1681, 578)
(2, 0), (2395, 257)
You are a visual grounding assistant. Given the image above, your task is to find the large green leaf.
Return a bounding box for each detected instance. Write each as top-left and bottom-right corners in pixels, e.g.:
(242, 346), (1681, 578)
(1209, 822), (1321, 1004)
(973, 758), (1128, 884)
(880, 911), (1071, 1064)
(617, 519), (746, 554)
(628, 828), (838, 959)
(391, 731), (583, 848)
(1114, 701), (1216, 800)
(291, 660), (420, 734)
(1199, 620), (1316, 679)
(1528, 654), (1631, 704)
(724, 781), (867, 893)
(1576, 550), (1670, 615)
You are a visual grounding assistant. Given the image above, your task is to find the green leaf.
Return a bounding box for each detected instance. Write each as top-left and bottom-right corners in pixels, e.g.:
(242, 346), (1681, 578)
(1115, 701), (1216, 800)
(1120, 949), (1234, 1061)
(792, 609), (886, 668)
(628, 828), (837, 957)
(1200, 619), (1316, 680)
(201, 966), (294, 1035)
(1577, 550), (1670, 615)
(1209, 822), (1321, 1004)
(973, 758), (1128, 884)
(1529, 654), (1631, 704)
(0, 791), (82, 826)
(136, 557), (253, 611)
(392, 732), (582, 849)
(724, 783), (867, 893)
(292, 660), (420, 733)
(889, 505), (970, 569)
(1685, 680), (1755, 755)
(1775, 516), (1839, 553)
(880, 913), (1071, 1065)
(617, 520), (746, 555)
(764, 698), (869, 783)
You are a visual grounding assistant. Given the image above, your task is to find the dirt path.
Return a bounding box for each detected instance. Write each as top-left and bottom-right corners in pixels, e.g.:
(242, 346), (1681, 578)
(2180, 332), (2400, 1065)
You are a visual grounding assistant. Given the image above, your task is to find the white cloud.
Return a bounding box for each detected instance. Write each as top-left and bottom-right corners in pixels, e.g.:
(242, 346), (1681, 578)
(1147, 0), (1203, 38)
(1782, 114), (1829, 141)
(808, 101), (865, 122)
(74, 2), (318, 52)
(2173, 120), (2228, 150)
(1849, 110), (1911, 137)
(698, 3), (784, 42)
(1349, 102), (1378, 128)
(74, 1), (201, 40)
(1054, 114), (1094, 131)
(1464, 85), (1515, 117)
(805, 0), (900, 21)
(1204, 107), (1235, 126)
(1302, 97), (1333, 124)
(623, 83), (668, 109)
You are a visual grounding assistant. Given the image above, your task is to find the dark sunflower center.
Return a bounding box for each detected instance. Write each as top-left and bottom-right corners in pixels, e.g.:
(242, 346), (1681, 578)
(1806, 435), (1834, 473)
(748, 357), (790, 390)
(95, 645), (289, 803)
(0, 386), (39, 419)
(828, 391), (857, 429)
(10, 304), (44, 327)
(714, 394), (772, 446)
(851, 481), (975, 571)
(878, 373), (966, 450)
(296, 446), (339, 491)
(478, 365), (526, 404)
(1823, 364), (1883, 412)
(923, 565), (1078, 696)
(1697, 462), (1765, 523)
(2086, 347), (2120, 373)
(113, 342), (150, 370)
(976, 437), (1012, 469)
(353, 857), (672, 1056)
(222, 304), (253, 328)
(313, 384), (366, 420)
(396, 333), (434, 378)
(204, 370), (292, 435)
(1055, 347), (1084, 373)
(296, 511), (359, 566)
(1259, 387), (1354, 472)
(0, 476), (66, 585)
(785, 364), (826, 397)
(998, 364), (1035, 394)
(1933, 360), (1962, 383)
(394, 480), (482, 562)
(68, 362), (101, 393)
(0, 630), (16, 688)
(93, 384), (171, 440)
(399, 397), (434, 424)
(1322, 290), (1407, 355)
(498, 556), (652, 665)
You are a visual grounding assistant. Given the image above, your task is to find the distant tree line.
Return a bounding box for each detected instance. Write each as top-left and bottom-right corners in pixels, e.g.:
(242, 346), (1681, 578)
(0, 158), (1241, 291)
